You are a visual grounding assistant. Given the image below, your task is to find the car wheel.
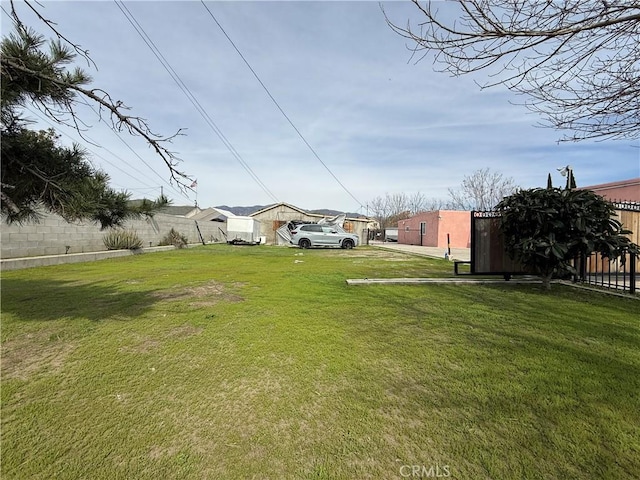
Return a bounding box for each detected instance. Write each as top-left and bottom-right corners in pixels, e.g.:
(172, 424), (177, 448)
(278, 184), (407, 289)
(342, 239), (354, 249)
(299, 238), (311, 249)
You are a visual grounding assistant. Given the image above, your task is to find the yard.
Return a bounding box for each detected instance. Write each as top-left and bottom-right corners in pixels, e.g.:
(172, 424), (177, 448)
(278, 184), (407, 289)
(1, 244), (639, 479)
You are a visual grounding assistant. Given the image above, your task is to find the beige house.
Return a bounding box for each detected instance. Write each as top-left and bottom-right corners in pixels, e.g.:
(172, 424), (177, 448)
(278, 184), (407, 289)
(250, 202), (372, 245)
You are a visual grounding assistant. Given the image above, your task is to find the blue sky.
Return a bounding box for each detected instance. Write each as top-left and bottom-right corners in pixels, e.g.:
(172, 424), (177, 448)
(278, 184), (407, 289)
(3, 1), (639, 214)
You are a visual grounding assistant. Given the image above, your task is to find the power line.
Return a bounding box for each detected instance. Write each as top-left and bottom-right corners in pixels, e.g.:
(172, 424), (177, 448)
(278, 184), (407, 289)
(200, 1), (364, 209)
(29, 120), (173, 202)
(2, 6), (189, 203)
(25, 104), (189, 201)
(114, 0), (279, 204)
(24, 107), (151, 188)
(0, 5), (13, 21)
(82, 102), (191, 201)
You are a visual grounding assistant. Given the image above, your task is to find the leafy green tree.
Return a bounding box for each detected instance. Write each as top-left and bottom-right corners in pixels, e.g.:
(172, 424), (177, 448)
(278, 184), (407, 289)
(1, 23), (184, 228)
(496, 188), (638, 290)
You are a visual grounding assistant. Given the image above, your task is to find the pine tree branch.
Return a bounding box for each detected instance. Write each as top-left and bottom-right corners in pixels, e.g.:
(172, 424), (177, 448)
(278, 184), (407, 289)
(2, 57), (189, 188)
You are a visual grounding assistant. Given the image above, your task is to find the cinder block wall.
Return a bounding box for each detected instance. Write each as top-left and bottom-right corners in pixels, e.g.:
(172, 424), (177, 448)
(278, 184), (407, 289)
(1, 213), (227, 259)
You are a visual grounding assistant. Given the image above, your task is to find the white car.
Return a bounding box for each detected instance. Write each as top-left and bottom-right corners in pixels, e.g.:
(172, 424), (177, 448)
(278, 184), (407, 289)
(289, 223), (358, 249)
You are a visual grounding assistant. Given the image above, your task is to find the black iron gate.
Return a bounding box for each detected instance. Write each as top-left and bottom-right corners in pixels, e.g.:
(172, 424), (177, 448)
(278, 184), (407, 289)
(574, 251), (637, 294)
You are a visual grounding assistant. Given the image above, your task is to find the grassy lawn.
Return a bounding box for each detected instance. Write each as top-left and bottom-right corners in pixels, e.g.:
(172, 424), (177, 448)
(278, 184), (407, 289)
(1, 244), (639, 479)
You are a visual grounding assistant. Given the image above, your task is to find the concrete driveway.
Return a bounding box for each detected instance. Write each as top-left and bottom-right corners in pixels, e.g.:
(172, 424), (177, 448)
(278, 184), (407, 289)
(369, 241), (470, 262)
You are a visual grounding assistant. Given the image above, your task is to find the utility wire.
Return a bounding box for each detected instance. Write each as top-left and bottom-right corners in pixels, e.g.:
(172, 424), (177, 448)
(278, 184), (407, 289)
(25, 102), (189, 201)
(2, 5), (188, 202)
(114, 0), (279, 204)
(83, 102), (190, 201)
(200, 1), (364, 209)
(23, 106), (168, 195)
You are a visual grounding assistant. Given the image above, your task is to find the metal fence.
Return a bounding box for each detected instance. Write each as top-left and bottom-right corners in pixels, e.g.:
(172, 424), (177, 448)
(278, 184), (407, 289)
(574, 251), (637, 294)
(571, 201), (639, 294)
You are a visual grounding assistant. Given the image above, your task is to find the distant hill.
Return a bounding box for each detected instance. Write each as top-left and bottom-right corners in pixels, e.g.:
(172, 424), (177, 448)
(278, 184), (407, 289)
(215, 205), (365, 218)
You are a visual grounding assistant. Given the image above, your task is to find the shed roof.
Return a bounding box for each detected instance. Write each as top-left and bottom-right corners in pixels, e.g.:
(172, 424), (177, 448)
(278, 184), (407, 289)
(250, 202), (371, 222)
(191, 207), (236, 222)
(250, 202), (308, 217)
(160, 205), (200, 217)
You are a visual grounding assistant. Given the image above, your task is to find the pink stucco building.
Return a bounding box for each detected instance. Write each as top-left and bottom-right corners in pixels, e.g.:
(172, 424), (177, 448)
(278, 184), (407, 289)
(582, 178), (640, 202)
(397, 210), (471, 248)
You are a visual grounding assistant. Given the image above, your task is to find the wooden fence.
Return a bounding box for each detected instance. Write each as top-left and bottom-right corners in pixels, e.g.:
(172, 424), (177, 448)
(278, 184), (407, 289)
(465, 211), (532, 278)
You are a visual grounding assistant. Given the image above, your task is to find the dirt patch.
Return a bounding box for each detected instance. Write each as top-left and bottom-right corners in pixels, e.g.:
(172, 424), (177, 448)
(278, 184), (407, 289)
(332, 249), (414, 261)
(119, 337), (162, 354)
(1, 330), (75, 380)
(119, 325), (203, 354)
(148, 444), (180, 460)
(167, 324), (203, 339)
(152, 281), (244, 305)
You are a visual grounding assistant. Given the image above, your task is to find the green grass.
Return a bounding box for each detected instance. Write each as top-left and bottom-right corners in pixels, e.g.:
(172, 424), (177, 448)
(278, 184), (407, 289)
(2, 244), (639, 479)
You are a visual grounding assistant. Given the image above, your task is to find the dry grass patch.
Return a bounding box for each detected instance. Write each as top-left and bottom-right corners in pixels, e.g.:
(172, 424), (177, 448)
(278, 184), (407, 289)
(1, 329), (76, 380)
(151, 280), (244, 307)
(119, 336), (162, 354)
(167, 324), (203, 338)
(336, 249), (413, 261)
(119, 324), (203, 355)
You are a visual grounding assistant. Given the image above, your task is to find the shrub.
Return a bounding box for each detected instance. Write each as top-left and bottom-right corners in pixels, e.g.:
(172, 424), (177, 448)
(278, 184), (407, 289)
(160, 228), (189, 248)
(103, 229), (144, 250)
(496, 187), (638, 289)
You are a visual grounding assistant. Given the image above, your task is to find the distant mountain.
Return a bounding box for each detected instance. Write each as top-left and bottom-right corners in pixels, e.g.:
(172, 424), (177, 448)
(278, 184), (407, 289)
(215, 205), (365, 218)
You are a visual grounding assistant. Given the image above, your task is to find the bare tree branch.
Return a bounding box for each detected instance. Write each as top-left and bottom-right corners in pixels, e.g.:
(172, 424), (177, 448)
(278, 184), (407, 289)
(368, 191), (451, 232)
(385, 0), (640, 141)
(9, 0), (96, 68)
(448, 168), (518, 210)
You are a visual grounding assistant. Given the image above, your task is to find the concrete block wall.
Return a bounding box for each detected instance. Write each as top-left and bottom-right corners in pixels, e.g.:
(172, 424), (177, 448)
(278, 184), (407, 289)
(1, 212), (227, 259)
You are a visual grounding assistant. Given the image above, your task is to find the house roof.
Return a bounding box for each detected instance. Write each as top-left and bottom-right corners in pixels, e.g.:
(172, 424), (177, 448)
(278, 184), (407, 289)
(582, 178), (640, 191)
(582, 177), (640, 202)
(250, 202), (310, 217)
(191, 207), (236, 222)
(250, 202), (371, 222)
(160, 205), (200, 217)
